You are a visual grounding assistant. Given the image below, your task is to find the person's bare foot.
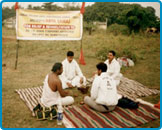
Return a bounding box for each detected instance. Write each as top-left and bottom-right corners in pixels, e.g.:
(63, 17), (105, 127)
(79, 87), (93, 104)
(67, 82), (74, 88)
(80, 77), (83, 84)
(69, 85), (73, 88)
(73, 93), (78, 97)
(80, 101), (84, 105)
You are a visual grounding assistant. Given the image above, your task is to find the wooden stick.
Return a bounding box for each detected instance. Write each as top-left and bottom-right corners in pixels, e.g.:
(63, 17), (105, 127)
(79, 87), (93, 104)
(15, 40), (19, 69)
(80, 37), (83, 50)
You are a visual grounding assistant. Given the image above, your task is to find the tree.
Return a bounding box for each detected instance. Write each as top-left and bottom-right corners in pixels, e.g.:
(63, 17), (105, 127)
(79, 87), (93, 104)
(63, 2), (80, 11)
(84, 2), (159, 34)
(27, 4), (33, 10)
(119, 5), (157, 34)
(2, 6), (16, 21)
(42, 2), (54, 11)
(144, 7), (157, 27)
(32, 6), (42, 10)
(84, 22), (96, 35)
(84, 2), (132, 25)
(41, 2), (63, 11)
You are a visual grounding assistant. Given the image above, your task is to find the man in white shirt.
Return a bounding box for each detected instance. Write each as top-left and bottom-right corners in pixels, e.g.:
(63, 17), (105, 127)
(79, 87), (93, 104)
(84, 62), (119, 112)
(104, 50), (122, 86)
(60, 51), (86, 89)
(41, 63), (74, 107)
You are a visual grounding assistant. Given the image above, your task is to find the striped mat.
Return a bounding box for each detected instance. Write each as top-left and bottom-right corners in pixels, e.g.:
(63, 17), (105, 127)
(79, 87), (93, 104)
(15, 86), (43, 115)
(63, 104), (160, 128)
(15, 76), (160, 114)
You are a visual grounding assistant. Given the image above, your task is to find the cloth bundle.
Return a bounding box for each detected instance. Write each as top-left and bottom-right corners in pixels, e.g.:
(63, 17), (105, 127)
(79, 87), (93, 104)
(117, 97), (139, 109)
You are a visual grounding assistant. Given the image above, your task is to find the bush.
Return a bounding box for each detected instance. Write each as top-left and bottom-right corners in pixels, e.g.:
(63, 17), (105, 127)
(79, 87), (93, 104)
(96, 48), (109, 61)
(83, 22), (97, 35)
(107, 24), (129, 35)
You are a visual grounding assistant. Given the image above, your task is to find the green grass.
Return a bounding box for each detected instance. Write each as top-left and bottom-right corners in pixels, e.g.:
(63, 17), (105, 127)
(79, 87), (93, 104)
(2, 27), (160, 128)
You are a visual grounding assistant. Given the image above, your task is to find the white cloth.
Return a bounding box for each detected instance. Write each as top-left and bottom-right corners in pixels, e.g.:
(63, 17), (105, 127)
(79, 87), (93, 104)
(117, 57), (135, 67)
(61, 96), (74, 106)
(41, 75), (74, 107)
(91, 73), (119, 106)
(104, 58), (122, 86)
(60, 58), (86, 89)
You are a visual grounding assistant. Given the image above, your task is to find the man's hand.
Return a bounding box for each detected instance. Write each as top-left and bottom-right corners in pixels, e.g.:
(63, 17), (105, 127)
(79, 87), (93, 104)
(66, 82), (73, 88)
(64, 90), (69, 95)
(80, 77), (83, 84)
(92, 71), (97, 76)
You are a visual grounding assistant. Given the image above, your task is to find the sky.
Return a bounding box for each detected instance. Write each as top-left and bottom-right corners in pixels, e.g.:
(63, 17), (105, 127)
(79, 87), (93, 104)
(2, 2), (160, 17)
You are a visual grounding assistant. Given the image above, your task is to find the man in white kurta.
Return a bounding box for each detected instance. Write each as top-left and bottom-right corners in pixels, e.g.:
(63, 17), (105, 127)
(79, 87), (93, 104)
(104, 50), (122, 86)
(60, 51), (86, 89)
(84, 62), (120, 112)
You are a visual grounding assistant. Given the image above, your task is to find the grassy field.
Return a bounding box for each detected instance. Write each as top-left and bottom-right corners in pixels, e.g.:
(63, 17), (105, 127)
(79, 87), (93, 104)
(2, 27), (160, 128)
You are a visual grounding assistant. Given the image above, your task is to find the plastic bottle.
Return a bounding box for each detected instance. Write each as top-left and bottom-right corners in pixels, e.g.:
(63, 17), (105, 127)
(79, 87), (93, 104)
(57, 102), (63, 125)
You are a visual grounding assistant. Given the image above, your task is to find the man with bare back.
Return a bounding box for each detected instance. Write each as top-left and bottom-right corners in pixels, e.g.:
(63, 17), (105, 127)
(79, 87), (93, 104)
(41, 62), (74, 107)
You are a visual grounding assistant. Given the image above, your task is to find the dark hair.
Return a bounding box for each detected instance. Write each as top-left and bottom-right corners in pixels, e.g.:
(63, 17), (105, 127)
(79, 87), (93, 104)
(109, 50), (116, 56)
(96, 62), (107, 72)
(67, 51), (74, 56)
(51, 62), (62, 72)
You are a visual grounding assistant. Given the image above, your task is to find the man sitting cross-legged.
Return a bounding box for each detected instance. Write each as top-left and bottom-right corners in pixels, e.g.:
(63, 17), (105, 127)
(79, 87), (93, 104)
(84, 62), (120, 112)
(41, 62), (74, 107)
(59, 51), (86, 89)
(104, 50), (122, 86)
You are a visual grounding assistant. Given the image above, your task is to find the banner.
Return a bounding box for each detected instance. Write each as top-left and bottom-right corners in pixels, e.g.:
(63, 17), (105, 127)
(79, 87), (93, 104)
(16, 9), (83, 40)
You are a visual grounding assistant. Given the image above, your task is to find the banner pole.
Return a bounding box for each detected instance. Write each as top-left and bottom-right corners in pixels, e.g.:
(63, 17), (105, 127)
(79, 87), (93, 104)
(80, 38), (83, 49)
(15, 40), (19, 70)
